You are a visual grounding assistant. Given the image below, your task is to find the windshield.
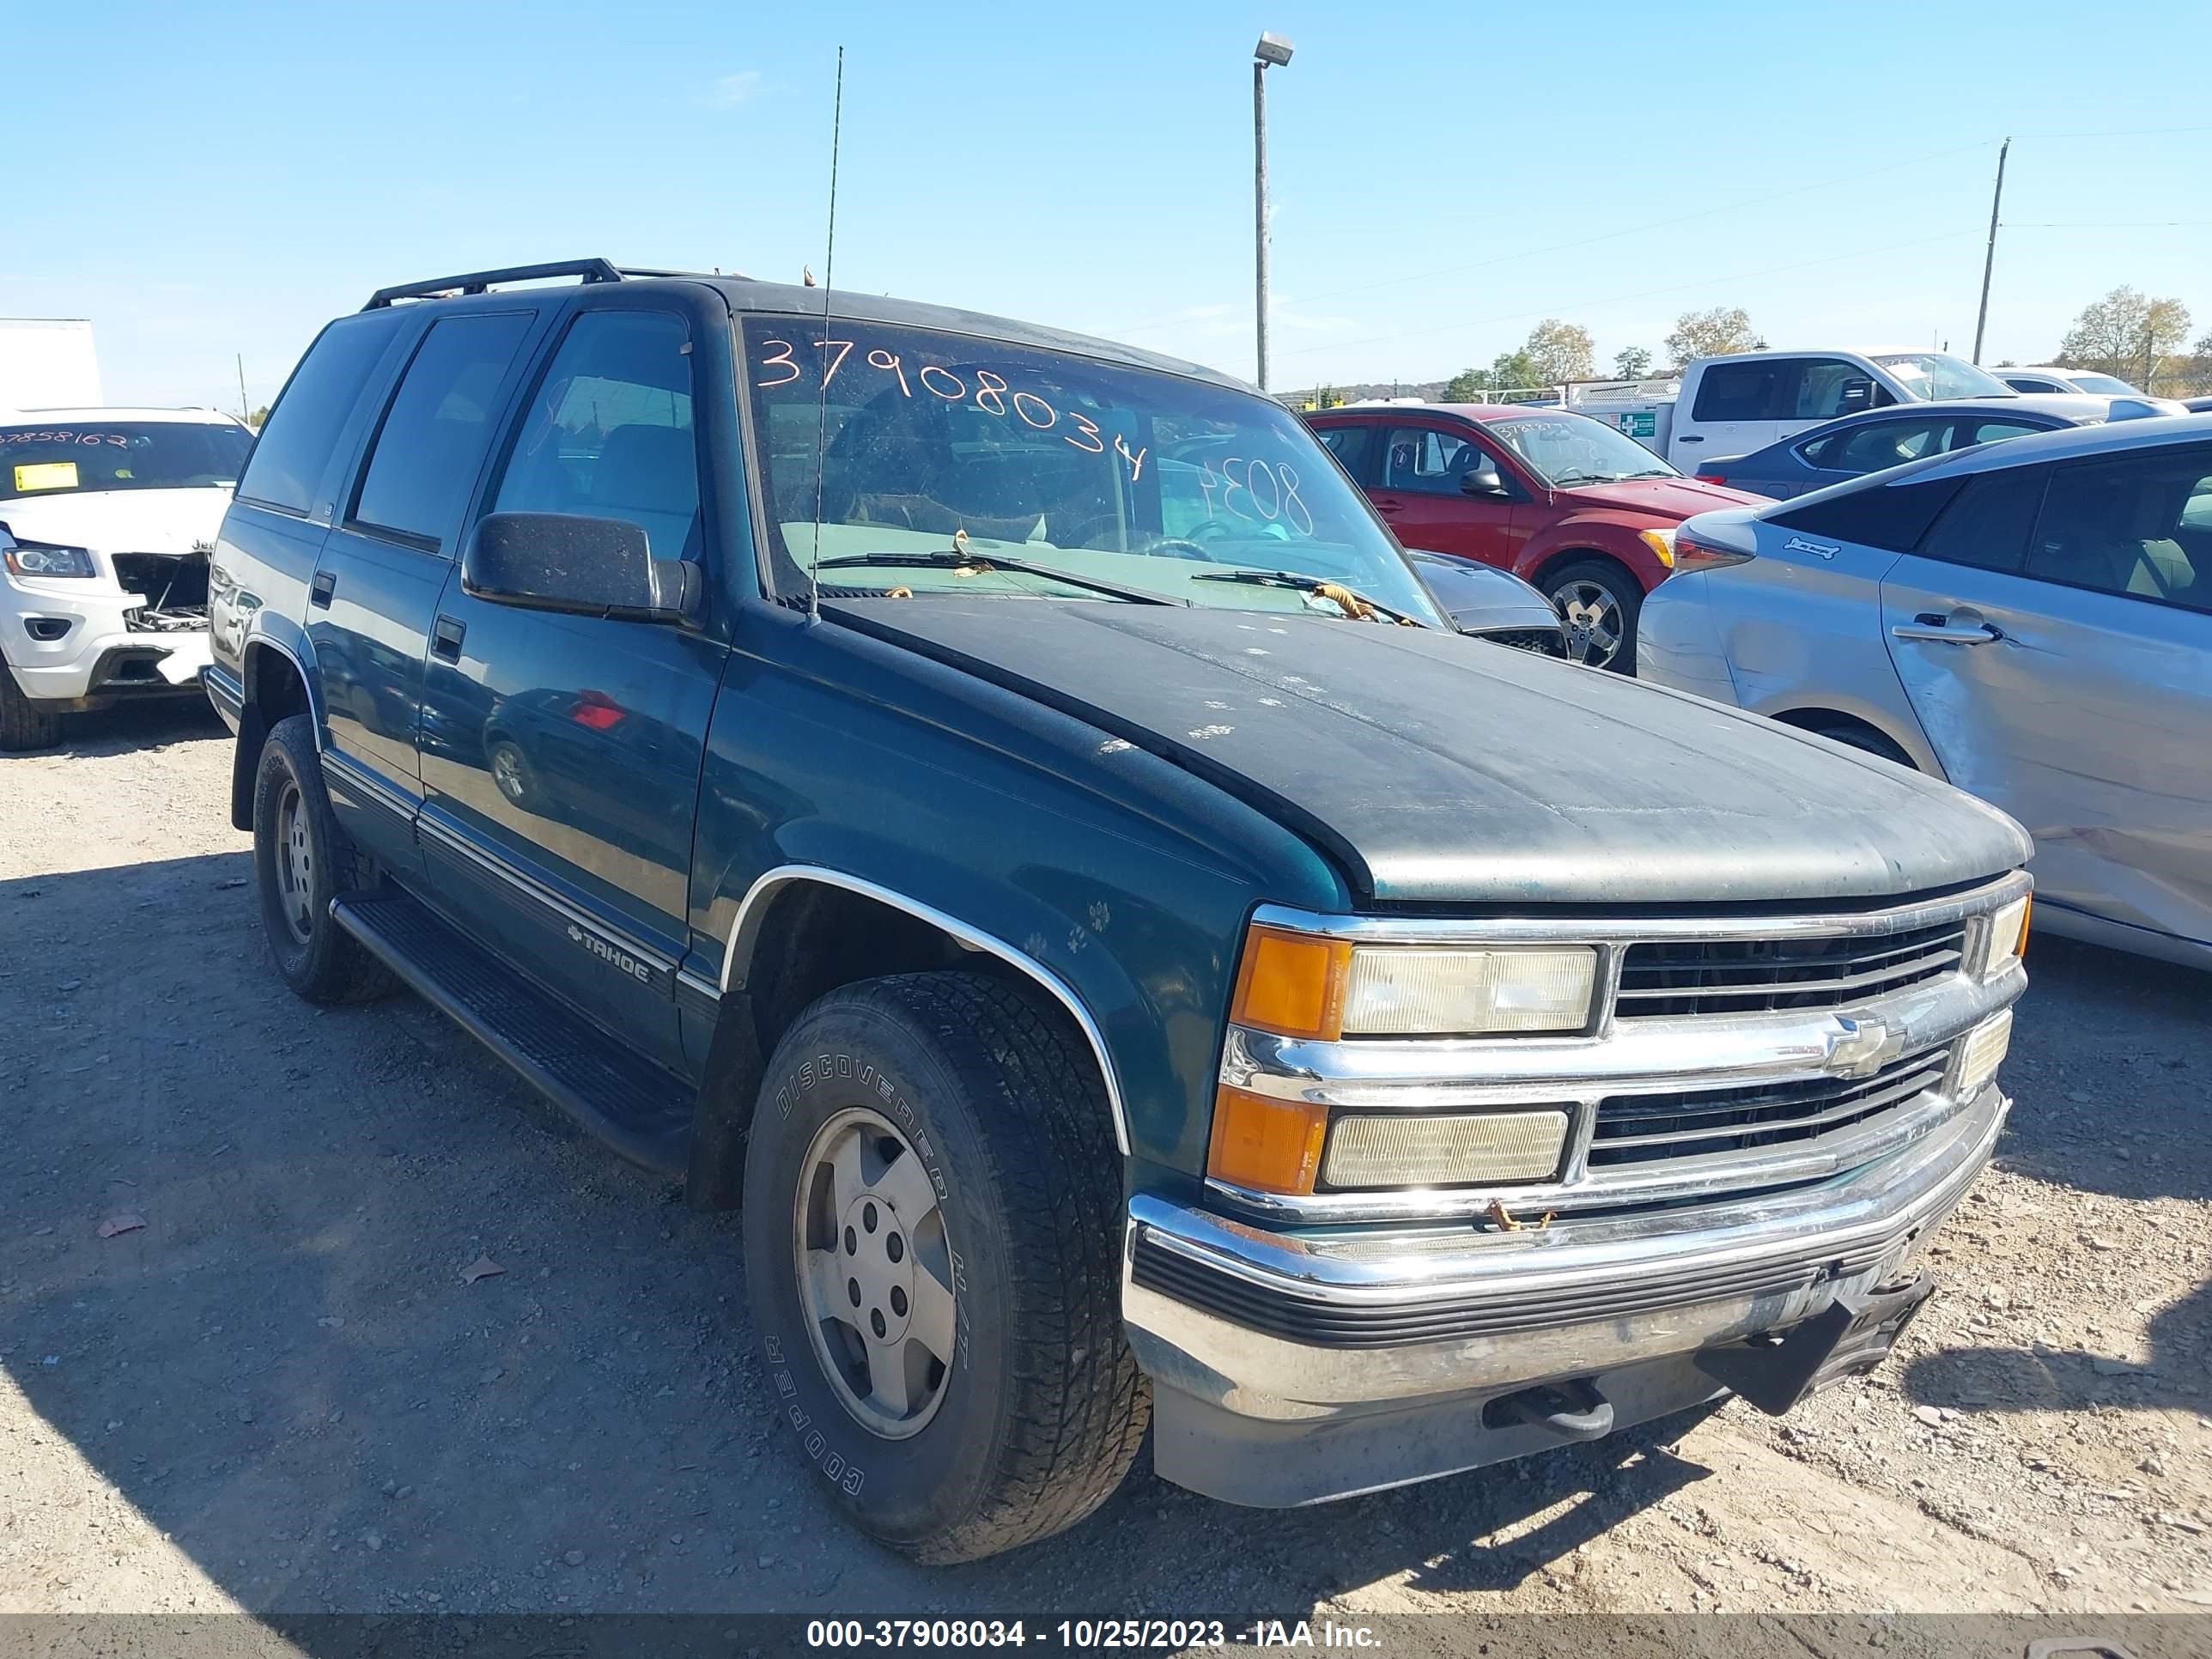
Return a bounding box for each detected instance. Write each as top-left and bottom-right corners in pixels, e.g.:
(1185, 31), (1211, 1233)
(0, 421), (252, 504)
(1869, 353), (2013, 402)
(739, 316), (1442, 623)
(2066, 372), (2140, 396)
(0, 421), (252, 503)
(1485, 413), (1676, 485)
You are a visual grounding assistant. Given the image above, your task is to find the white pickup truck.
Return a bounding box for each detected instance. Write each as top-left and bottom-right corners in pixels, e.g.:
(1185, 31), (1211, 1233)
(1565, 349), (2039, 472)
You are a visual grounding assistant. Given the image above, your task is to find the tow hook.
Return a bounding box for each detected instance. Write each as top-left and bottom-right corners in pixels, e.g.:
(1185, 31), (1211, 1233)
(1497, 1378), (1614, 1443)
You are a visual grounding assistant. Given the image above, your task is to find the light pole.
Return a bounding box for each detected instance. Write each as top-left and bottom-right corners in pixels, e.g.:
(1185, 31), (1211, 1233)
(1253, 32), (1293, 392)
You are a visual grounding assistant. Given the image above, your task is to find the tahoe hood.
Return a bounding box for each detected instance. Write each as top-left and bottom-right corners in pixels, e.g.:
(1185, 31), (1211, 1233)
(830, 598), (2030, 906)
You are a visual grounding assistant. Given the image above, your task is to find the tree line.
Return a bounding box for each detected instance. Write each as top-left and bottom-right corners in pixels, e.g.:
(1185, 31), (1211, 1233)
(1421, 289), (2208, 401)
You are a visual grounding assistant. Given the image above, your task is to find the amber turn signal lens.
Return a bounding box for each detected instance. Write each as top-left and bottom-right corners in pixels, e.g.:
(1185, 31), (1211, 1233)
(1206, 1085), (1330, 1195)
(1230, 925), (1352, 1042)
(2017, 893), (2033, 957)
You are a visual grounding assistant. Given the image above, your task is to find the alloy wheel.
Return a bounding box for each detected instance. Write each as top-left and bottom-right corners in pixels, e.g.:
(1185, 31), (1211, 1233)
(1551, 577), (1625, 668)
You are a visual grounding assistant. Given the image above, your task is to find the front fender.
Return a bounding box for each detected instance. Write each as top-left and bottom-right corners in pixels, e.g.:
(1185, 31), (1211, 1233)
(690, 610), (1349, 1177)
(1518, 516), (1672, 592)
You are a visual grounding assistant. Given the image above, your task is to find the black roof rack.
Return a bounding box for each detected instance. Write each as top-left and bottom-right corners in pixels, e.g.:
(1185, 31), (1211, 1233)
(363, 259), (740, 311)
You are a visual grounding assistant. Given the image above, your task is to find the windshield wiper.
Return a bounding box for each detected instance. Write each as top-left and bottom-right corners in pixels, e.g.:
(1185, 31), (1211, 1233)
(813, 550), (1185, 606)
(1188, 568), (1425, 625)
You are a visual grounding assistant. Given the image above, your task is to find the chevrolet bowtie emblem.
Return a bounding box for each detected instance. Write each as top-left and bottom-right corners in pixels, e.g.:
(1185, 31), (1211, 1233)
(1825, 1015), (1897, 1079)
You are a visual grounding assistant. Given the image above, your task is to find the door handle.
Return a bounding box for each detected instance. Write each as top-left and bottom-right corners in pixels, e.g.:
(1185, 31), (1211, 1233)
(1371, 498), (1402, 515)
(1675, 434), (1705, 443)
(309, 570), (336, 609)
(431, 614), (467, 662)
(1892, 616), (2002, 644)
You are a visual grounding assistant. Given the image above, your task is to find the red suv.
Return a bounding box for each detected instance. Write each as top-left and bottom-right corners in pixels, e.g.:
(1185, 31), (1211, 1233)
(1305, 404), (1764, 670)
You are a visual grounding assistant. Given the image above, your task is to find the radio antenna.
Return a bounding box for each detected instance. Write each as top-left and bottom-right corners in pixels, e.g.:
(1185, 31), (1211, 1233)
(806, 45), (845, 623)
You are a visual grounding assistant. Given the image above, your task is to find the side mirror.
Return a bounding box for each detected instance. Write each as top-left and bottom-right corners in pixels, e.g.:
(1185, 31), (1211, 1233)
(1838, 377), (1875, 411)
(1458, 464), (1510, 498)
(461, 513), (701, 624)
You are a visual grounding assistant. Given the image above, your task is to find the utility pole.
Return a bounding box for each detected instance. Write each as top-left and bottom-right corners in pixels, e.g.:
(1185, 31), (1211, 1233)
(1252, 33), (1294, 392)
(236, 354), (249, 423)
(1971, 137), (2009, 365)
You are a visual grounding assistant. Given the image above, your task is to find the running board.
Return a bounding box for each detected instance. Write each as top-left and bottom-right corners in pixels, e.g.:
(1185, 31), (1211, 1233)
(331, 888), (693, 1176)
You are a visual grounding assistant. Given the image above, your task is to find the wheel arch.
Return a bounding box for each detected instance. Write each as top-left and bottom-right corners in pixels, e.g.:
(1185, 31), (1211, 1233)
(723, 867), (1130, 1156)
(1527, 543), (1644, 595)
(1766, 704), (1935, 772)
(231, 632), (319, 831)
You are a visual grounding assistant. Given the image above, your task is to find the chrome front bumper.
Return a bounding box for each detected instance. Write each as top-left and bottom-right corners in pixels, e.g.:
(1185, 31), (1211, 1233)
(1124, 1080), (2006, 1506)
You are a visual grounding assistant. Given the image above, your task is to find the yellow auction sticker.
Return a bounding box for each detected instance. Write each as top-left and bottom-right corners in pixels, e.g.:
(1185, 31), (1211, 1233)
(13, 461), (78, 492)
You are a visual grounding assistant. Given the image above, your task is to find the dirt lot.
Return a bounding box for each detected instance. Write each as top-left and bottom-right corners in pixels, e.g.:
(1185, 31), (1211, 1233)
(3, 703), (2209, 1635)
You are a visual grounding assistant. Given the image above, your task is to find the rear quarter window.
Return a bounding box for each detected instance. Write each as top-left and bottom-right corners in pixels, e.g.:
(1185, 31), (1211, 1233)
(1768, 472), (1965, 553)
(1692, 361), (1791, 422)
(237, 311), (406, 515)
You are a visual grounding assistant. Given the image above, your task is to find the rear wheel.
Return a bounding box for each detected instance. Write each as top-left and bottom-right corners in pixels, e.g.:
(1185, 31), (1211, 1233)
(1545, 557), (1643, 672)
(742, 971), (1147, 1564)
(251, 714), (398, 1003)
(0, 666), (64, 750)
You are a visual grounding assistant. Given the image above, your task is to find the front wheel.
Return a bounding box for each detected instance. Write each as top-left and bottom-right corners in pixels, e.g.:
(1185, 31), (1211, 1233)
(1546, 557), (1644, 672)
(741, 971), (1147, 1564)
(0, 665), (64, 750)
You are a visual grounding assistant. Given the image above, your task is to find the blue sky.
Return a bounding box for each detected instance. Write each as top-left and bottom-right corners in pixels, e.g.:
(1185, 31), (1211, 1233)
(11, 1), (2208, 409)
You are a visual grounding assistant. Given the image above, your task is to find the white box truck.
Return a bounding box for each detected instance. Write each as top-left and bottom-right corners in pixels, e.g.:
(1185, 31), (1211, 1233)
(0, 319), (101, 410)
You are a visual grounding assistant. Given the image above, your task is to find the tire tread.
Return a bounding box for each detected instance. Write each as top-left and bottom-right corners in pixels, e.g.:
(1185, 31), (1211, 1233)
(812, 970), (1149, 1565)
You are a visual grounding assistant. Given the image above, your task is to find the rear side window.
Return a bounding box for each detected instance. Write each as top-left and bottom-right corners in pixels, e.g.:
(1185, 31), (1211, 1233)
(1315, 423), (1374, 481)
(352, 313), (533, 550)
(1769, 473), (1965, 552)
(1802, 417), (1947, 474)
(1957, 419), (2051, 448)
(237, 312), (404, 515)
(1691, 361), (1791, 422)
(1917, 467), (2046, 573)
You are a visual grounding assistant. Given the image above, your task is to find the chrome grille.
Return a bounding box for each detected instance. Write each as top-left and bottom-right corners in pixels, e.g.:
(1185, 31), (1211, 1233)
(1614, 919), (1967, 1018)
(1589, 1048), (1950, 1169)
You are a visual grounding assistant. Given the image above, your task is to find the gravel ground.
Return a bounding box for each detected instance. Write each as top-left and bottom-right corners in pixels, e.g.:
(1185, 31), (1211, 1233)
(3, 702), (2208, 1634)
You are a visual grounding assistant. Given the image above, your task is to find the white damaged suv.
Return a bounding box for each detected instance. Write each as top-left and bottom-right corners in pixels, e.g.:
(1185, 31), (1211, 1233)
(1, 406), (252, 748)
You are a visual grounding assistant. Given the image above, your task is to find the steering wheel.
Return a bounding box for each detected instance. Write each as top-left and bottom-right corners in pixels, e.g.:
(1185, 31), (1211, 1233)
(1058, 513), (1231, 562)
(1145, 537), (1224, 562)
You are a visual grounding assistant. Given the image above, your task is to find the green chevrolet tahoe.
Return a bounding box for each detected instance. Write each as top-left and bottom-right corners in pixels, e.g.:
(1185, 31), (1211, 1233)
(204, 260), (2033, 1563)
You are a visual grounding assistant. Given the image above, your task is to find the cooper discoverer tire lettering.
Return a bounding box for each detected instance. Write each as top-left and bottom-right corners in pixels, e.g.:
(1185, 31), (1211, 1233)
(741, 970), (1147, 1564)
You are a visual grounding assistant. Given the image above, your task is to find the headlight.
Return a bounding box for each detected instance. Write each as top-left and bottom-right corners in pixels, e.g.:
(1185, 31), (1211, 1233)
(1954, 1009), (2013, 1097)
(1637, 526), (1677, 568)
(1212, 924), (1600, 1194)
(1229, 925), (1598, 1041)
(1342, 945), (1596, 1035)
(2, 538), (96, 579)
(1982, 893), (2030, 975)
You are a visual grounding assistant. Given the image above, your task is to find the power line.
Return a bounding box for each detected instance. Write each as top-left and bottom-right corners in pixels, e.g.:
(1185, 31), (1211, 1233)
(1105, 137), (2001, 337)
(2002, 219), (2212, 228)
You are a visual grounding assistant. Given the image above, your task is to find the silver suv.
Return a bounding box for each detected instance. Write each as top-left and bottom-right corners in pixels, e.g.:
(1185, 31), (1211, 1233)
(1639, 416), (2212, 969)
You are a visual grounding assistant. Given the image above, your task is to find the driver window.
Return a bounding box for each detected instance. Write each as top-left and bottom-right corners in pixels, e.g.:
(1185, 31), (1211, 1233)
(1796, 359), (1871, 419)
(1383, 427), (1492, 495)
(494, 311), (701, 561)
